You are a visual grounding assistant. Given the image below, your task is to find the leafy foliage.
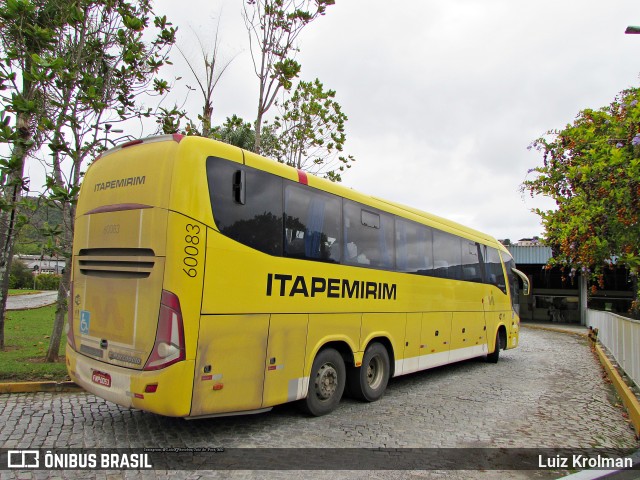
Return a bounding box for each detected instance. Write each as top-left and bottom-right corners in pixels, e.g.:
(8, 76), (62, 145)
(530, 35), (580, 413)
(9, 259), (34, 290)
(0, 0), (77, 350)
(34, 273), (60, 291)
(14, 196), (63, 255)
(272, 78), (354, 182)
(243, 0), (334, 153)
(523, 88), (640, 317)
(210, 115), (278, 155)
(212, 115), (258, 151)
(0, 0), (177, 355)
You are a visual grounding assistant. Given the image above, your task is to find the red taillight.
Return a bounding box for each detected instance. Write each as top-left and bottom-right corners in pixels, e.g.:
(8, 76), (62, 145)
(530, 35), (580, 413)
(144, 290), (185, 371)
(66, 281), (77, 351)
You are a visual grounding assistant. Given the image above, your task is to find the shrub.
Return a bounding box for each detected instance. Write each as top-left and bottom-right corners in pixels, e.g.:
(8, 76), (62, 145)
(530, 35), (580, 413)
(35, 274), (60, 291)
(9, 260), (34, 289)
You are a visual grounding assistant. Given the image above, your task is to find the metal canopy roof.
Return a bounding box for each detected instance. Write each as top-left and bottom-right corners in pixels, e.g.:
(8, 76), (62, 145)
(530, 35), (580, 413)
(507, 245), (553, 265)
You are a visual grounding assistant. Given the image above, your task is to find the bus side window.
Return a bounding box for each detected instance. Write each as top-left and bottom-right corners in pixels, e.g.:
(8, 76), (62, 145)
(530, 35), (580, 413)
(343, 201), (394, 270)
(396, 219), (433, 274)
(461, 241), (482, 283)
(284, 182), (342, 263)
(485, 247), (507, 294)
(206, 157), (283, 256)
(432, 230), (462, 280)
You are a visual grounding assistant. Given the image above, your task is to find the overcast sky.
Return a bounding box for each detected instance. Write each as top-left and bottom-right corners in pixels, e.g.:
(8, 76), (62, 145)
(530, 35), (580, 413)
(160, 0), (640, 242)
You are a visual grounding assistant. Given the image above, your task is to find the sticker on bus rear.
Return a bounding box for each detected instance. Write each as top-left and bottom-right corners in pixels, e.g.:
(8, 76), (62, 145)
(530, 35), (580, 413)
(80, 310), (90, 335)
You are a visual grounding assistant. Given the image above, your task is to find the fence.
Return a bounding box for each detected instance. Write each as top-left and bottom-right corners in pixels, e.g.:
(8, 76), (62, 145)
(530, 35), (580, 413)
(587, 309), (640, 390)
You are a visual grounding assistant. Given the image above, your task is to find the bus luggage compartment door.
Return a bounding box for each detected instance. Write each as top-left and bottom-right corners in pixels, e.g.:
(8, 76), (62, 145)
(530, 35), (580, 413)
(191, 314), (269, 416)
(262, 314), (308, 407)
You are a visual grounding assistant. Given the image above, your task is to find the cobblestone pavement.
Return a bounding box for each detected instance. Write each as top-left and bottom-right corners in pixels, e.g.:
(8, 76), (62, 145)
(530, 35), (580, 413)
(6, 292), (57, 311)
(1, 328), (638, 480)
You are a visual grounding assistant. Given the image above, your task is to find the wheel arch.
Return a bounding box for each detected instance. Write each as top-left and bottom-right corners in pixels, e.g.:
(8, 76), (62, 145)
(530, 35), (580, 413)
(494, 324), (508, 352)
(315, 340), (355, 370)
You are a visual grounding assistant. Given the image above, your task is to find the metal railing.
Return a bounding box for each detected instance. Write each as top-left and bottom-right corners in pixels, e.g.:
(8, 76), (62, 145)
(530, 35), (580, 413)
(587, 309), (640, 389)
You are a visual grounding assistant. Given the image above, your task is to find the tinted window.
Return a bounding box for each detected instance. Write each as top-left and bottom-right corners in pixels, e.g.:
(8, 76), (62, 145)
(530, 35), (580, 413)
(485, 246), (507, 294)
(284, 183), (342, 263)
(432, 230), (462, 280)
(461, 241), (482, 283)
(207, 157), (283, 256)
(206, 156), (508, 290)
(344, 201), (394, 269)
(395, 218), (433, 274)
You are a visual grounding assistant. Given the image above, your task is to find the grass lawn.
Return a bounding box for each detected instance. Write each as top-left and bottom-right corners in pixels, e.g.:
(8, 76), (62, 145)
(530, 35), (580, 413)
(0, 305), (69, 382)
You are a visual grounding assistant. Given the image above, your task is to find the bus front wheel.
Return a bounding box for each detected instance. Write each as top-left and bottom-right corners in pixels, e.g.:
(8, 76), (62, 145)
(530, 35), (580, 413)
(347, 342), (390, 402)
(302, 348), (346, 416)
(487, 332), (501, 363)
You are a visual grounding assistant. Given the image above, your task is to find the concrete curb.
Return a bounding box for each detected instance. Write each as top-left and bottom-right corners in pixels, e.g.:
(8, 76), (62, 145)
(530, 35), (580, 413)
(521, 323), (588, 338)
(0, 381), (82, 394)
(6, 301), (57, 311)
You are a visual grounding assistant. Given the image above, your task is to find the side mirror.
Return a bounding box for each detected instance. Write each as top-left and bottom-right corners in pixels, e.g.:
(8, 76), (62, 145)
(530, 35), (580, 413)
(512, 268), (531, 296)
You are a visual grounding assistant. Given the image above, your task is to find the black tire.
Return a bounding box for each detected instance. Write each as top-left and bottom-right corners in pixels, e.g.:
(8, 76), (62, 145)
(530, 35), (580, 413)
(302, 348), (346, 416)
(347, 342), (390, 402)
(487, 331), (501, 363)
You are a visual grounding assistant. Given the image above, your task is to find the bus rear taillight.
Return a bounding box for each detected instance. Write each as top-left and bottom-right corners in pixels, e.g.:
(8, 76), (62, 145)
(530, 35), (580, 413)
(66, 281), (77, 351)
(144, 290), (185, 371)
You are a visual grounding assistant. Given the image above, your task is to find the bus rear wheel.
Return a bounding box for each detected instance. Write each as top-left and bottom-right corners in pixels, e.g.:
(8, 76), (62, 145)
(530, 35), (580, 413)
(347, 342), (390, 402)
(302, 348), (346, 416)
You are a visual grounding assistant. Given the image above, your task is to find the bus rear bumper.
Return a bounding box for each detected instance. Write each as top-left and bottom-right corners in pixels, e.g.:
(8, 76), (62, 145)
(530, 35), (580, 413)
(66, 347), (195, 417)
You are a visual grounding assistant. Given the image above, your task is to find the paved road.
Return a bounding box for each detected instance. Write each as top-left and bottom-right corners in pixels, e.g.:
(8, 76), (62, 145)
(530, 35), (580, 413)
(6, 291), (58, 310)
(1, 328), (638, 479)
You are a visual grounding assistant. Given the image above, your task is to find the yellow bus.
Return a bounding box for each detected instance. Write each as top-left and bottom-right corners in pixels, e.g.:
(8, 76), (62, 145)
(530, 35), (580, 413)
(66, 135), (530, 418)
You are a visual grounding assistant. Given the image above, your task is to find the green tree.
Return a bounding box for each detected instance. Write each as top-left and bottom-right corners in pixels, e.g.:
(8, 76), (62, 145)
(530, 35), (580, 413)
(34, 273), (59, 291)
(0, 0), (72, 350)
(13, 196), (62, 255)
(211, 114), (279, 154)
(213, 115), (256, 150)
(38, 0), (176, 362)
(523, 87), (640, 318)
(243, 0), (334, 153)
(272, 78), (354, 182)
(9, 259), (34, 289)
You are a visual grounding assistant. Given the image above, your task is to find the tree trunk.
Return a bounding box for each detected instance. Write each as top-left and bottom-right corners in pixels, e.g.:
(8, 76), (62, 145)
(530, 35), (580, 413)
(45, 182), (74, 362)
(254, 108), (263, 154)
(0, 203), (18, 350)
(0, 109), (32, 350)
(45, 256), (70, 362)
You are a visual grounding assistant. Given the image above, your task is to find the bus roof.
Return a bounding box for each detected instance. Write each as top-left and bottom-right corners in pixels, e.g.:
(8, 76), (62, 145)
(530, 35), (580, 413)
(237, 139), (500, 247)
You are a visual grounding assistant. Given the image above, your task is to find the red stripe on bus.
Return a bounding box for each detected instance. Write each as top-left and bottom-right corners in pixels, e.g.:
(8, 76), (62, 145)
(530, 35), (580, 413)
(297, 169), (308, 185)
(121, 139), (144, 148)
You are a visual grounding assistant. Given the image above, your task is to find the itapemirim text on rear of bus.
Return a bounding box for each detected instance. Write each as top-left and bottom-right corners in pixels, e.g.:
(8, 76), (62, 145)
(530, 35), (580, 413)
(66, 135), (530, 418)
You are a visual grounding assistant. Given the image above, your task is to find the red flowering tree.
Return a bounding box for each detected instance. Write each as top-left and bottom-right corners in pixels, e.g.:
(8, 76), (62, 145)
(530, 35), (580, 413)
(523, 88), (640, 318)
